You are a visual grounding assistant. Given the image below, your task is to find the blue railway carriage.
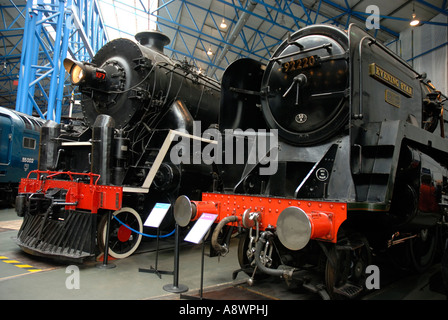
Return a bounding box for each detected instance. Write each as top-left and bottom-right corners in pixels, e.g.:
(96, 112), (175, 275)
(0, 107), (43, 205)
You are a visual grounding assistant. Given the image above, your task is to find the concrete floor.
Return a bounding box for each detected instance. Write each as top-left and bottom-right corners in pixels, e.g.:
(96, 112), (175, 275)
(1, 207), (447, 302)
(0, 207), (251, 300)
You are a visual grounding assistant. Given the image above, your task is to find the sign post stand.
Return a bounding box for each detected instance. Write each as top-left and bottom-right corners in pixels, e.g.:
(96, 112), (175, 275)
(180, 213), (218, 300)
(139, 203), (173, 278)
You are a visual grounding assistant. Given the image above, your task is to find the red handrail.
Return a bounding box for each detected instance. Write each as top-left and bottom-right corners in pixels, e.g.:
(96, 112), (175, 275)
(25, 170), (101, 186)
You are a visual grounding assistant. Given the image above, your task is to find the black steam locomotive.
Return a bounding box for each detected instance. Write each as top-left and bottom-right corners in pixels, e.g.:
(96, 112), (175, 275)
(174, 24), (448, 299)
(15, 31), (220, 261)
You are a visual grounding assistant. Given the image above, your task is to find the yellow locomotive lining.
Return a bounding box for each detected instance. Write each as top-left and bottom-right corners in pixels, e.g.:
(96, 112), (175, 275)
(0, 256), (42, 273)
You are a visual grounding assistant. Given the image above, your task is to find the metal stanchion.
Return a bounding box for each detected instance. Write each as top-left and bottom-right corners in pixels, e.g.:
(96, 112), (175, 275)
(139, 227), (173, 278)
(163, 223), (188, 293)
(180, 239), (206, 300)
(96, 211), (116, 269)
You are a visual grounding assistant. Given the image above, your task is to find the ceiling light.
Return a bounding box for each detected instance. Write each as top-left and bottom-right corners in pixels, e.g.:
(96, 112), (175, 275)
(410, 3), (420, 27)
(410, 13), (420, 26)
(220, 18), (227, 29)
(207, 48), (213, 56)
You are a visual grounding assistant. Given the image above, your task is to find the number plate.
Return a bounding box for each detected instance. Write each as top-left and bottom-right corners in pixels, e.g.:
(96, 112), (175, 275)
(281, 55), (320, 73)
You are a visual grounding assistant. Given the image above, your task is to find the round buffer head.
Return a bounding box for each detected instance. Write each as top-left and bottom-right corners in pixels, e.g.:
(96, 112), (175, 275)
(276, 206), (312, 251)
(174, 195), (194, 227)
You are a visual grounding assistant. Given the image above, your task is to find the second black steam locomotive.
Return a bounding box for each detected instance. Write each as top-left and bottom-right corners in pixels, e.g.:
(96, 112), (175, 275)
(174, 24), (448, 299)
(15, 31), (220, 261)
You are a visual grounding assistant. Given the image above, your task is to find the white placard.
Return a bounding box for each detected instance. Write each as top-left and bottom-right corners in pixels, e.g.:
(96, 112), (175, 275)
(184, 213), (218, 244)
(144, 203), (171, 228)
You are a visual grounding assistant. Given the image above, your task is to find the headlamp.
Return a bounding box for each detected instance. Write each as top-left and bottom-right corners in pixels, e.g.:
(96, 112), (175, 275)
(63, 58), (107, 86)
(70, 64), (84, 84)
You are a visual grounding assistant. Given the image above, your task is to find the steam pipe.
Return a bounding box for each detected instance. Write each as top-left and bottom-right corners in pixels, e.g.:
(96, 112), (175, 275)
(39, 120), (61, 171)
(91, 115), (115, 185)
(254, 231), (295, 280)
(211, 215), (239, 255)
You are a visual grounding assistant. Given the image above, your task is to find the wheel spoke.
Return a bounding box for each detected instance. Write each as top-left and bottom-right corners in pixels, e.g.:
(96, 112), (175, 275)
(98, 207), (143, 259)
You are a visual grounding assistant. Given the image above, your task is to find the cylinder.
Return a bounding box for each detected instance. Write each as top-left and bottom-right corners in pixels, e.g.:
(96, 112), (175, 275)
(113, 130), (129, 185)
(173, 196), (220, 227)
(191, 200), (219, 219)
(114, 130), (130, 160)
(308, 212), (333, 239)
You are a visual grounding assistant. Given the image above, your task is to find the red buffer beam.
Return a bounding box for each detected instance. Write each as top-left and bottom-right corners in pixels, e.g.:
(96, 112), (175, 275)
(177, 192), (347, 250)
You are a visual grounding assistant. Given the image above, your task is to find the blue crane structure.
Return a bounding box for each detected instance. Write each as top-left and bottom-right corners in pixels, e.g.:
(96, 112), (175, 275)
(9, 0), (107, 123)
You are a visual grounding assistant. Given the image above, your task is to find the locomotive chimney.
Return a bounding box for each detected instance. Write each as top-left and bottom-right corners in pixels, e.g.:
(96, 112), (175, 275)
(135, 30), (170, 53)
